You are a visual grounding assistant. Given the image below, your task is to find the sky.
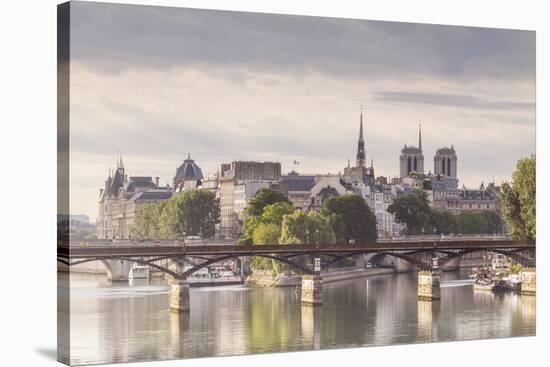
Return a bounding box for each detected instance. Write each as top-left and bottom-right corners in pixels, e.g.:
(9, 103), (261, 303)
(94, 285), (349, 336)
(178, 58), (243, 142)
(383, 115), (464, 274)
(67, 1), (536, 221)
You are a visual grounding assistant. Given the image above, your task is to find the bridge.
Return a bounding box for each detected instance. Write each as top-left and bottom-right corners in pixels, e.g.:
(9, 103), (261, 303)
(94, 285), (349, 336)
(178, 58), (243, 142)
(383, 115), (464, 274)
(58, 238), (536, 312)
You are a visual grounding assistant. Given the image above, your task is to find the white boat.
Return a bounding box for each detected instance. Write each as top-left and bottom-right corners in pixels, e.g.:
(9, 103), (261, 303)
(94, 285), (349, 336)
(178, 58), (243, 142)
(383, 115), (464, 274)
(184, 265), (243, 287)
(129, 265), (150, 280)
(471, 264), (521, 292)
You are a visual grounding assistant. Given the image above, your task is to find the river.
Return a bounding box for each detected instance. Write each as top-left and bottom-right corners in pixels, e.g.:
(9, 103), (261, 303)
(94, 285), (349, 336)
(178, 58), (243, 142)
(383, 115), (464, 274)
(59, 270), (535, 365)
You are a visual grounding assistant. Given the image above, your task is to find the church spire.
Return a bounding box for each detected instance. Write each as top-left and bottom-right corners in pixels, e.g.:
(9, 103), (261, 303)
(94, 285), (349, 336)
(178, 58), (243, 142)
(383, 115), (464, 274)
(356, 106), (366, 167)
(418, 123), (422, 151)
(359, 105), (364, 141)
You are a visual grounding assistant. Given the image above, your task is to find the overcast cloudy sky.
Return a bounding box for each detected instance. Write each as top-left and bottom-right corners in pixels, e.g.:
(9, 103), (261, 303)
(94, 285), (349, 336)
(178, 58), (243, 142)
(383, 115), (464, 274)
(68, 2), (535, 221)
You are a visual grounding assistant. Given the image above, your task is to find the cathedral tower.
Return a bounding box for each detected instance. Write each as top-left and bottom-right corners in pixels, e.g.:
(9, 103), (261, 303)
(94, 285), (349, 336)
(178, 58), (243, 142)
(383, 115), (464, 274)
(399, 124), (424, 178)
(434, 145), (457, 178)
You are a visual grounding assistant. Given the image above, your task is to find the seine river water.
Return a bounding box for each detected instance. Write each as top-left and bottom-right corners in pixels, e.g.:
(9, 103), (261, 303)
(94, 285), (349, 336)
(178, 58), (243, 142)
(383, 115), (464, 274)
(60, 270), (535, 366)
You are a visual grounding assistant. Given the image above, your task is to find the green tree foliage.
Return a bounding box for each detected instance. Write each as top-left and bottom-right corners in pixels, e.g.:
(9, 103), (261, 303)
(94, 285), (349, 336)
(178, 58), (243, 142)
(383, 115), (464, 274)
(239, 216), (261, 245)
(387, 189), (432, 235)
(175, 190), (221, 238)
(252, 223), (281, 245)
(260, 202), (295, 225)
(499, 155), (536, 240)
(431, 209), (457, 234)
(326, 213), (346, 244)
(130, 189), (220, 239)
(321, 194), (377, 243)
(131, 202), (163, 239)
(240, 201), (295, 245)
(246, 188), (290, 217)
(279, 210), (336, 245)
(388, 190), (503, 235)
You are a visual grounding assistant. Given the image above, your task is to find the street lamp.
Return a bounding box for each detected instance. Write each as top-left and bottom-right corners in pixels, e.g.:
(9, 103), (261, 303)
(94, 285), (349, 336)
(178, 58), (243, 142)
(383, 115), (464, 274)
(305, 229), (310, 245)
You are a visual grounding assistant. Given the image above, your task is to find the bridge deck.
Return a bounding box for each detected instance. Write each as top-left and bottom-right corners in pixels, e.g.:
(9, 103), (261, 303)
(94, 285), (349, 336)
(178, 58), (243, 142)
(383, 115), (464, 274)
(58, 239), (535, 259)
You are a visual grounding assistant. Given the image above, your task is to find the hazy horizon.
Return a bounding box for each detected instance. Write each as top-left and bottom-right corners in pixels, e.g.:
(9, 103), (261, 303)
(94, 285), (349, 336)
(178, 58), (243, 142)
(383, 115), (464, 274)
(66, 2), (536, 220)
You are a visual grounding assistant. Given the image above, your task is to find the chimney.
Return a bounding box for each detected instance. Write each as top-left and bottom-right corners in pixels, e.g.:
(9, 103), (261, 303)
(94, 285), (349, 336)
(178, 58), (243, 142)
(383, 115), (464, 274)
(155, 177), (160, 187)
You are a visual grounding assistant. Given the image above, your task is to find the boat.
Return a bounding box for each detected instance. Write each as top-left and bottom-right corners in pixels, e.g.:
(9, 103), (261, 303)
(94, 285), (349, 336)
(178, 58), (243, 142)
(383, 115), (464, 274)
(184, 265), (243, 287)
(471, 263), (521, 292)
(129, 264), (150, 280)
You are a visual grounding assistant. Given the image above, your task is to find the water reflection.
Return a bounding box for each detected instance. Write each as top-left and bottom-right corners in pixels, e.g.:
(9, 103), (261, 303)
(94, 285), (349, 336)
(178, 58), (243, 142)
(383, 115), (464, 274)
(64, 271), (535, 365)
(301, 305), (322, 350)
(417, 300), (440, 342)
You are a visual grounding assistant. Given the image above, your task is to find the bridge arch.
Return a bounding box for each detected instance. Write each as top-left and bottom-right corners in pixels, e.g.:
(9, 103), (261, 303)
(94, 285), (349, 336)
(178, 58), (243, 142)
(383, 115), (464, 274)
(323, 251), (428, 270)
(58, 253), (316, 280)
(181, 253), (314, 278)
(58, 257), (181, 279)
(438, 248), (535, 268)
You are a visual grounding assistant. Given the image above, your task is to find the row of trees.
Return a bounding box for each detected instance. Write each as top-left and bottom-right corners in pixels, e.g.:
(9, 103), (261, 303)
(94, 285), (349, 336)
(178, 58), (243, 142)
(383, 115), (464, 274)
(239, 188), (377, 273)
(131, 189), (220, 239)
(240, 188), (377, 246)
(387, 189), (503, 235)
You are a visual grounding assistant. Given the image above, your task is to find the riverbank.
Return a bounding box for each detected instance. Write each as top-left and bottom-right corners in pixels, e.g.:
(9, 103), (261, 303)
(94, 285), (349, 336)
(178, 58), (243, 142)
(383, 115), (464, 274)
(245, 267), (394, 287)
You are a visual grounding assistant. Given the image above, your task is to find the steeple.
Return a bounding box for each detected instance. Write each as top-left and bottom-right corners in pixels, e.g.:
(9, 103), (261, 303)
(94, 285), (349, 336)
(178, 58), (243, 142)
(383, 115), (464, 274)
(356, 106), (366, 167)
(359, 105), (364, 141)
(418, 123), (422, 151)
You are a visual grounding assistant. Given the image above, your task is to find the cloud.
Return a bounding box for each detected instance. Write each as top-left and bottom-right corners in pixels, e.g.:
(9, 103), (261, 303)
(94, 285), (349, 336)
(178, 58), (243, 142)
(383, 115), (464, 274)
(373, 91), (535, 111)
(70, 2), (535, 81)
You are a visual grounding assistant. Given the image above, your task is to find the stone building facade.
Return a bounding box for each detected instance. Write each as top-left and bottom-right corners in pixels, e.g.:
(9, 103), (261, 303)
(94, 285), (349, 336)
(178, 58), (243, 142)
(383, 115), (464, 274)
(459, 182), (500, 212)
(218, 161), (282, 238)
(97, 157), (172, 239)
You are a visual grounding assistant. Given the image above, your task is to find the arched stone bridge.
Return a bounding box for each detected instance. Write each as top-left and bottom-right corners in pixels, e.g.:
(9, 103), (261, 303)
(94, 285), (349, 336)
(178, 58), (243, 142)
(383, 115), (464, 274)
(58, 239), (536, 312)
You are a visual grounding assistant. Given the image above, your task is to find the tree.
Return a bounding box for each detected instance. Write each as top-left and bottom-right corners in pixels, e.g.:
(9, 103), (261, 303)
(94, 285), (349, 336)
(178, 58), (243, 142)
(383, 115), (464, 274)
(455, 210), (502, 235)
(321, 194), (377, 243)
(499, 155), (536, 240)
(480, 210), (503, 234)
(260, 202), (295, 225)
(252, 223), (281, 245)
(387, 189), (432, 235)
(240, 201), (295, 245)
(130, 189), (220, 240)
(131, 202), (163, 239)
(240, 216), (261, 245)
(456, 212), (486, 234)
(279, 210), (336, 245)
(246, 188), (290, 217)
(175, 189), (221, 238)
(430, 209), (457, 234)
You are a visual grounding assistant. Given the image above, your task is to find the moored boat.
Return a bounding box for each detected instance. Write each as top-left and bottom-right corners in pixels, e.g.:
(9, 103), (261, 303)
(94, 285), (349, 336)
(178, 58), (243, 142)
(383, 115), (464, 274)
(129, 264), (150, 281)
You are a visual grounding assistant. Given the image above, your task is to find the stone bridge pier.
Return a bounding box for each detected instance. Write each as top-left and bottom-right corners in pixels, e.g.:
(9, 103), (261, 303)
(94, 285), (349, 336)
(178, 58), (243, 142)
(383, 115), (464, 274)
(521, 268), (536, 296)
(301, 275), (323, 306)
(102, 260), (134, 282)
(417, 270), (441, 301)
(170, 279), (190, 313)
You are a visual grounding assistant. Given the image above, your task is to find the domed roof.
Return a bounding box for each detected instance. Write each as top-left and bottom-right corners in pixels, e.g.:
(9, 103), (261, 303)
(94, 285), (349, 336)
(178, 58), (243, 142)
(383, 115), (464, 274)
(174, 154), (203, 182)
